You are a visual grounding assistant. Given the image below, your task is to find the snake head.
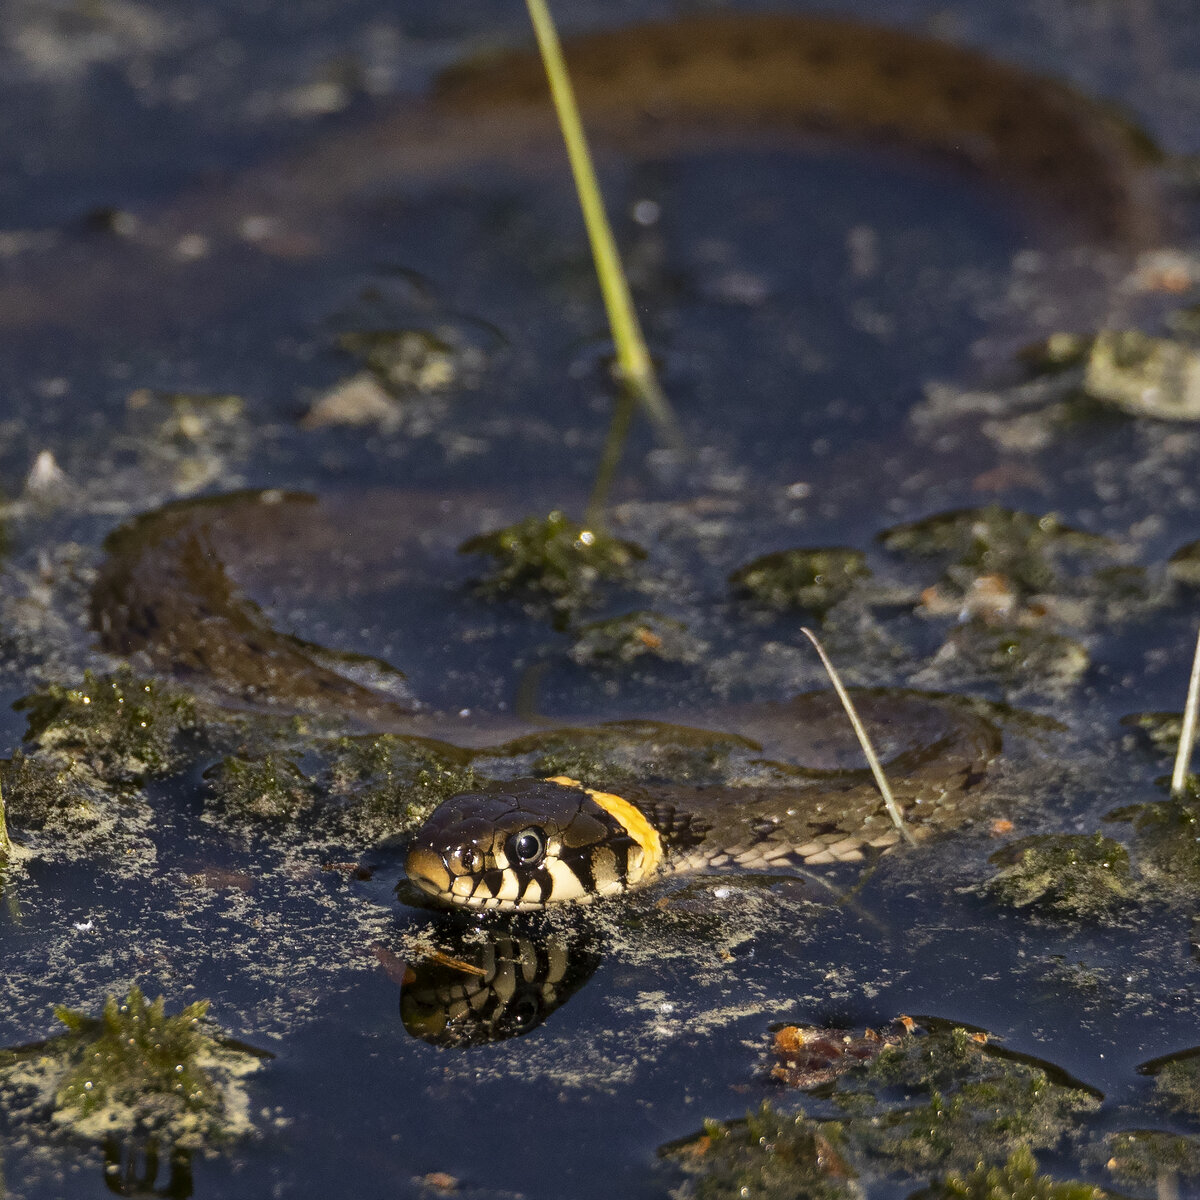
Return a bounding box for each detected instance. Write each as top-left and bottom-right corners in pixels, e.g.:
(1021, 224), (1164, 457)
(405, 777), (663, 911)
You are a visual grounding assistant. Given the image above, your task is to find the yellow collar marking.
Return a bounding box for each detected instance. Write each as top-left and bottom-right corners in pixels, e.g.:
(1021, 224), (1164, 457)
(545, 775), (664, 882)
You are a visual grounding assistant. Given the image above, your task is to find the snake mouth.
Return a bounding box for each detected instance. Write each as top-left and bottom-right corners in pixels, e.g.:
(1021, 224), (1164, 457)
(405, 846), (453, 900)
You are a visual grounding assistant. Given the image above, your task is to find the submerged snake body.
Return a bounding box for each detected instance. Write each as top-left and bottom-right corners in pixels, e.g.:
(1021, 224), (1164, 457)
(428, 14), (1161, 248)
(89, 493), (1003, 912)
(0, 11), (1162, 332)
(405, 691), (1001, 911)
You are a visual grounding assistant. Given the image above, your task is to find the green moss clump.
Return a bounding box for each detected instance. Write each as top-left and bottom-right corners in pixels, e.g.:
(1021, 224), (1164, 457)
(668, 1028), (1099, 1194)
(337, 328), (478, 396)
(53, 991), (217, 1124)
(1119, 711), (1184, 754)
(930, 1144), (1105, 1199)
(1099, 1129), (1200, 1189)
(569, 611), (700, 666)
(1108, 793), (1200, 895)
(0, 986), (263, 1150)
(729, 547), (870, 615)
(1148, 1053), (1200, 1120)
(663, 1103), (855, 1200)
(205, 754), (315, 826)
(942, 624), (1089, 686)
(0, 751), (108, 835)
(879, 507), (1115, 599)
(1079, 330), (1200, 421)
(16, 669), (197, 786)
(1019, 330), (1200, 420)
(460, 511), (646, 625)
(1168, 539), (1200, 587)
(986, 834), (1137, 918)
(323, 735), (480, 842)
(203, 735), (480, 844)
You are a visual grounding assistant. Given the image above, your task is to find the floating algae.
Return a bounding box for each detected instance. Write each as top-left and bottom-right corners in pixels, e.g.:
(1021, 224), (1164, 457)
(832, 1025), (1100, 1176)
(568, 610), (701, 667)
(878, 507), (1118, 600)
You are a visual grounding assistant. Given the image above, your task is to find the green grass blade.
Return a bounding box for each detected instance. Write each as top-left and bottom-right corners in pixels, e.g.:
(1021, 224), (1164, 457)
(523, 0), (679, 440)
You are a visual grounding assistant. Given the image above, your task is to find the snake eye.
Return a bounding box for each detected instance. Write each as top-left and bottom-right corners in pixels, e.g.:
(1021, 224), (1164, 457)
(508, 826), (546, 866)
(449, 845), (482, 875)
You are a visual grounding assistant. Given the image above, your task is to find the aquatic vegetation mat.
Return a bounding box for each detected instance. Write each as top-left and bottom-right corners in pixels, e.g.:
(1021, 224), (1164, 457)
(664, 1024), (1106, 1195)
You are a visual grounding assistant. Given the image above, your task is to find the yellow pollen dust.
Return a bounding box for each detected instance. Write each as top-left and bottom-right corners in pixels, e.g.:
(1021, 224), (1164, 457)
(544, 776), (663, 882)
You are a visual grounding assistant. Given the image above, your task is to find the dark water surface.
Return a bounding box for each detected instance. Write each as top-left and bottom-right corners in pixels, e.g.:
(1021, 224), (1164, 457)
(3, 1), (1200, 1197)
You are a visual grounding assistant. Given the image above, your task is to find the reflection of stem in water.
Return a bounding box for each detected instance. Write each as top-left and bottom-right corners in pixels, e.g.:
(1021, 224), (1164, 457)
(522, 0), (679, 441)
(102, 1139), (193, 1199)
(0, 778), (10, 863)
(585, 384), (638, 531)
(819, 860), (890, 938)
(1170, 626), (1200, 798)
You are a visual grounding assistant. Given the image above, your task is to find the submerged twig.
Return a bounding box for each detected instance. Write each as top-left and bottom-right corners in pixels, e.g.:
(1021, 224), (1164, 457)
(1170, 626), (1200, 798)
(522, 0), (679, 441)
(800, 627), (916, 846)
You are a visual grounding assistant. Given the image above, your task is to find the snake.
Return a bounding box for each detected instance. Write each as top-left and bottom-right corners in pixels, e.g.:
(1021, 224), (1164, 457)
(406, 689), (1000, 910)
(78, 13), (1160, 908)
(88, 488), (1004, 909)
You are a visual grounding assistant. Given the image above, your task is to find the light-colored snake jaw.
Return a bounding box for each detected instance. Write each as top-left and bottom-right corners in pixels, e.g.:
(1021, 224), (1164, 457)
(406, 846), (453, 902)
